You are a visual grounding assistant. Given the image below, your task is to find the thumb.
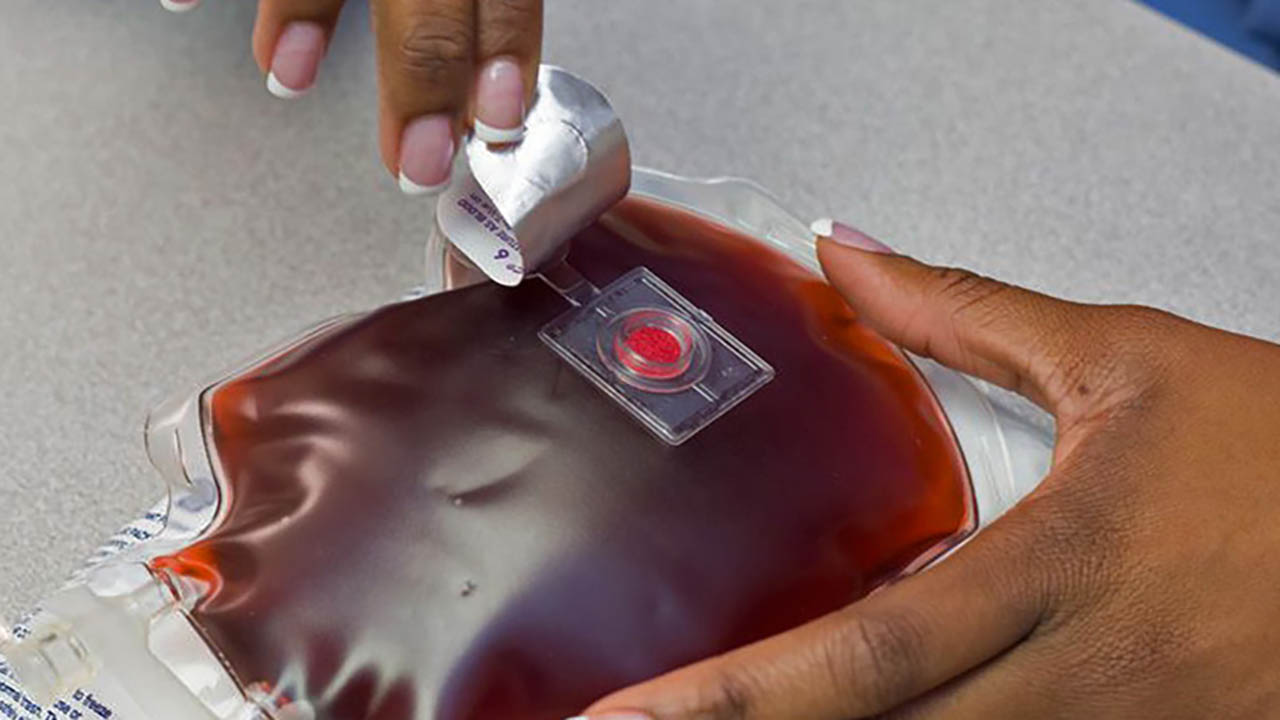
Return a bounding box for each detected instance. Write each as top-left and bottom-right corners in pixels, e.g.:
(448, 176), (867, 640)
(812, 219), (1091, 413)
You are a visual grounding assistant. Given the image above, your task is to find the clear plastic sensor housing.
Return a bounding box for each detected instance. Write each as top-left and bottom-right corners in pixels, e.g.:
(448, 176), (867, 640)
(539, 267), (775, 445)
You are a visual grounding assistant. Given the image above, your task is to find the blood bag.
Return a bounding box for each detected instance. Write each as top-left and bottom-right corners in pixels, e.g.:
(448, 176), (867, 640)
(0, 69), (1051, 720)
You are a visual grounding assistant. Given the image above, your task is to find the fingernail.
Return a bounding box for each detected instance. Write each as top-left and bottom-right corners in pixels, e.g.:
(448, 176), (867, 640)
(811, 218), (895, 254)
(159, 0), (199, 12)
(266, 22), (327, 99)
(399, 115), (456, 195)
(563, 714), (653, 720)
(474, 56), (526, 144)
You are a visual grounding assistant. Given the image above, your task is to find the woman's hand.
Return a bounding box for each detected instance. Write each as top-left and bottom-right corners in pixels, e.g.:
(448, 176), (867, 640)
(163, 0), (541, 194)
(572, 222), (1280, 719)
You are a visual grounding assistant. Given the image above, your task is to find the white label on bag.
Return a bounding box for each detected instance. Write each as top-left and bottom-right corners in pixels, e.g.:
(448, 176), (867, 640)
(0, 502), (167, 720)
(437, 171), (526, 287)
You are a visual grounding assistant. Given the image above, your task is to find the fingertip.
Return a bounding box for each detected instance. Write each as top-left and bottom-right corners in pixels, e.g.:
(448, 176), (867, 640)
(811, 217), (835, 238)
(266, 72), (309, 100)
(398, 171), (449, 197)
(474, 56), (527, 144)
(398, 115), (457, 194)
(812, 218), (895, 254)
(159, 0), (200, 12)
(265, 21), (327, 99)
(814, 235), (893, 298)
(473, 117), (525, 145)
(813, 220), (904, 316)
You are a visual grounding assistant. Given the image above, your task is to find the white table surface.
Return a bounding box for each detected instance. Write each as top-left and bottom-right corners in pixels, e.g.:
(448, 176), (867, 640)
(2, 0), (1279, 619)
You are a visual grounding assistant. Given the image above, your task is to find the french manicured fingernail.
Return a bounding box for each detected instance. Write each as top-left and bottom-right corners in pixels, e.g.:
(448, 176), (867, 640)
(474, 56), (526, 144)
(159, 0), (199, 12)
(399, 115), (456, 195)
(563, 714), (653, 720)
(811, 217), (895, 254)
(266, 22), (327, 99)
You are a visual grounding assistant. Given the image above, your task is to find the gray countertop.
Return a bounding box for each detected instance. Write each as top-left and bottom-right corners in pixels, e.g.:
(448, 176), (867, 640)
(2, 0), (1278, 620)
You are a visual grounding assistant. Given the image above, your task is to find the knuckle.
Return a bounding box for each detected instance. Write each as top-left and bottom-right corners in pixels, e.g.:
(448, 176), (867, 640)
(478, 0), (541, 56)
(481, 23), (533, 57)
(931, 266), (998, 308)
(483, 0), (540, 28)
(840, 611), (928, 710)
(930, 266), (1016, 337)
(1053, 305), (1183, 411)
(1039, 325), (1111, 406)
(696, 668), (758, 720)
(398, 18), (471, 82)
(1093, 306), (1183, 372)
(1100, 303), (1176, 331)
(1034, 304), (1188, 416)
(908, 266), (1017, 375)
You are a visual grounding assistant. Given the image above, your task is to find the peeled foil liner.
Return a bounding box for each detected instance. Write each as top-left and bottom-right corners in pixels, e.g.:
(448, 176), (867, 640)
(436, 65), (631, 286)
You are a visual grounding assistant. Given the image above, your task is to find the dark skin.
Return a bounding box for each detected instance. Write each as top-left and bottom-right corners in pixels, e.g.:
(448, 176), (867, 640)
(248, 0), (542, 175)
(577, 231), (1280, 719)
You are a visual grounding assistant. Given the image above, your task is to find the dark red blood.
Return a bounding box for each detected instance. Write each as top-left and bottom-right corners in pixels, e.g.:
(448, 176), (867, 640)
(154, 196), (974, 720)
(624, 326), (683, 365)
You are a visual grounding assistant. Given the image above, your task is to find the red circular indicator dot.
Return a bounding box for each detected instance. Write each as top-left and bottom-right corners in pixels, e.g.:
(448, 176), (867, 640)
(623, 326), (683, 365)
(601, 308), (707, 391)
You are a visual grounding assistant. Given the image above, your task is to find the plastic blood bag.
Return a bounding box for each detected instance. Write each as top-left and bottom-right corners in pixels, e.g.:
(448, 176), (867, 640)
(152, 196), (976, 720)
(0, 70), (1052, 720)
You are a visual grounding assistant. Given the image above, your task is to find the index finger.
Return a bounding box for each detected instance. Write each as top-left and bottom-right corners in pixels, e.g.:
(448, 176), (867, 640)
(371, 0), (475, 190)
(472, 0), (542, 142)
(575, 506), (1052, 720)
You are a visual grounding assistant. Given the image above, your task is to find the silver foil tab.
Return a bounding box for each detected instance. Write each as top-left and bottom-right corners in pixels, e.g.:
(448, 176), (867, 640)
(436, 66), (631, 286)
